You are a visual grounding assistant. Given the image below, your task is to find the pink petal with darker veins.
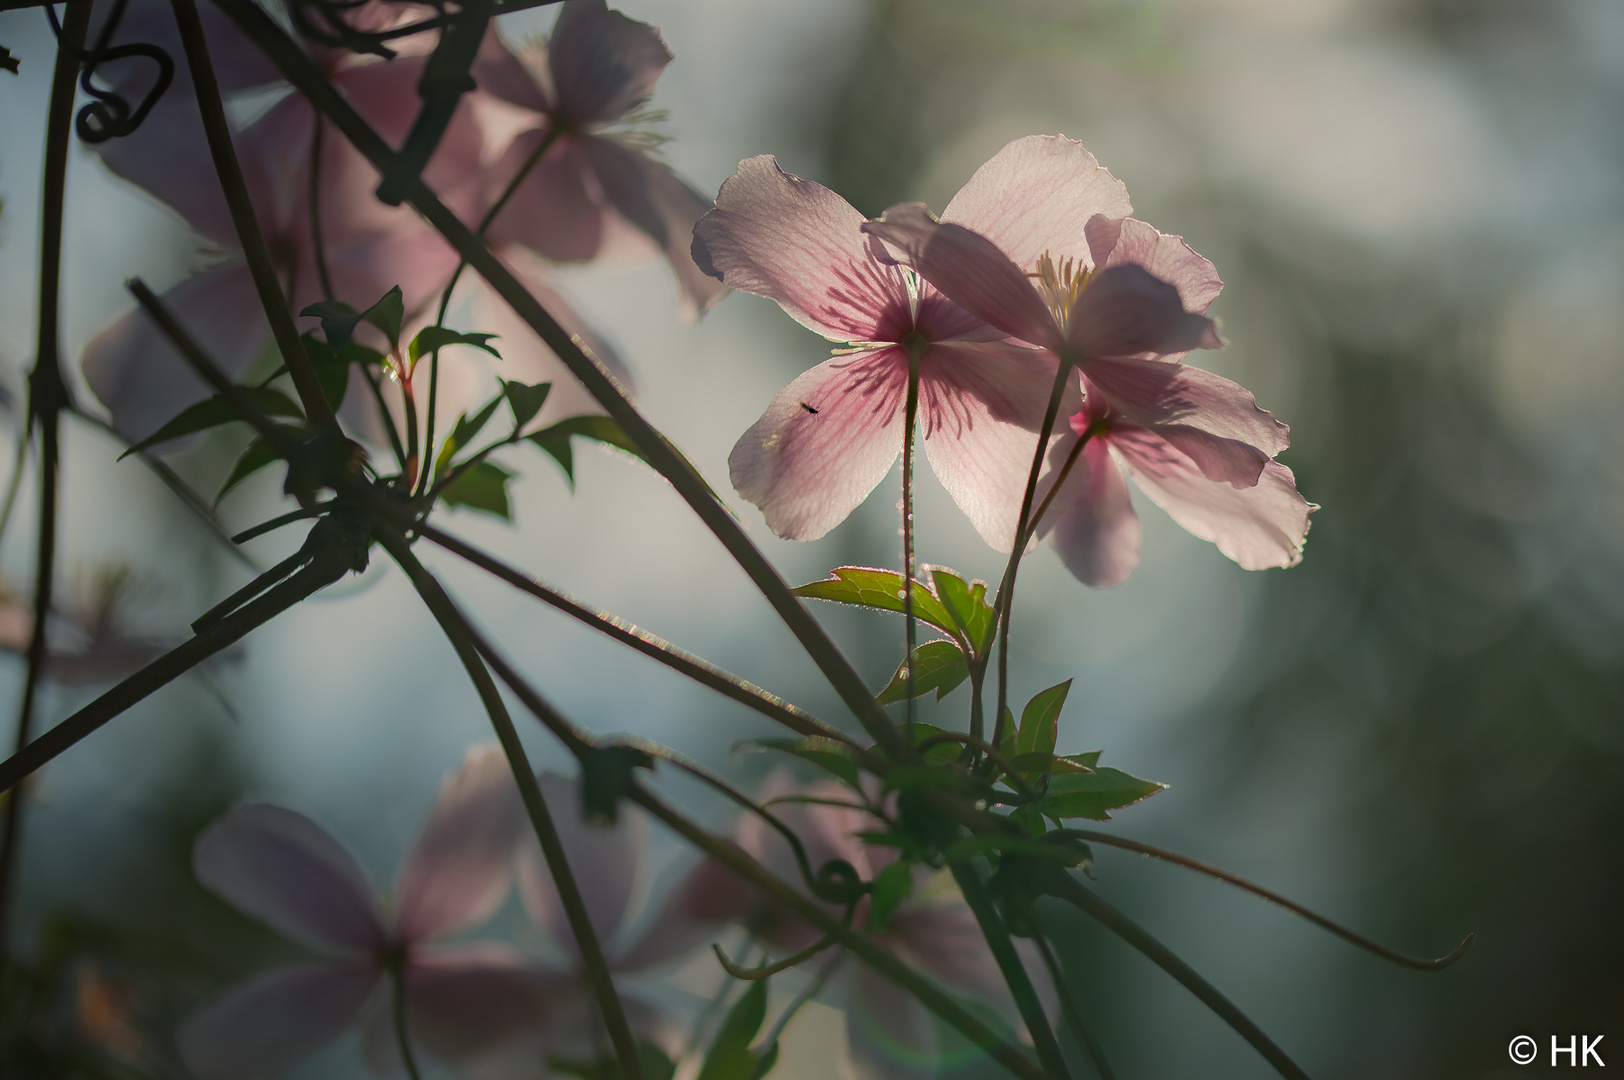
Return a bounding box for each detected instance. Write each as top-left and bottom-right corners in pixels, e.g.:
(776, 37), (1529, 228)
(178, 960), (379, 1080)
(193, 804), (387, 954)
(919, 342), (1067, 553)
(728, 348), (907, 542)
(395, 746), (524, 944)
(1081, 357), (1289, 461)
(1113, 443), (1315, 571)
(1093, 217), (1223, 316)
(1066, 264), (1220, 359)
(941, 134), (1131, 272)
(80, 264), (269, 446)
(863, 206), (1061, 351)
(517, 773), (645, 953)
(549, 0), (673, 126)
(1041, 438), (1142, 587)
(695, 156), (910, 343)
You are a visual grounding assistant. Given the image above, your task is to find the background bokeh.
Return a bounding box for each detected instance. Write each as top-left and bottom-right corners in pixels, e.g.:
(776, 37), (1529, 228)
(0, 0), (1620, 1076)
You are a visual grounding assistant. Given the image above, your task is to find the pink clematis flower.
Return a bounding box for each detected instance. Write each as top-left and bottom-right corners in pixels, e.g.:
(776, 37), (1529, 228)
(472, 0), (727, 319)
(730, 774), (1054, 1080)
(862, 135), (1312, 584)
(693, 153), (1087, 549)
(179, 747), (553, 1080)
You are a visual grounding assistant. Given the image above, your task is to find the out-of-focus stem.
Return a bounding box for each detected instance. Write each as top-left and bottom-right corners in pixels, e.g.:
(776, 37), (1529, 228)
(1031, 930), (1114, 1080)
(170, 0), (337, 430)
(381, 532), (645, 1080)
(389, 963), (427, 1080)
(0, 0), (88, 971)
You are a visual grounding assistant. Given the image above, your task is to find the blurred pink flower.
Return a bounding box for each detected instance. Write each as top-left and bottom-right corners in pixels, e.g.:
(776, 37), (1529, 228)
(454, 772), (739, 1073)
(472, 0), (727, 319)
(0, 567), (165, 685)
(730, 774), (1054, 1080)
(693, 155), (1072, 549)
(179, 746), (552, 1080)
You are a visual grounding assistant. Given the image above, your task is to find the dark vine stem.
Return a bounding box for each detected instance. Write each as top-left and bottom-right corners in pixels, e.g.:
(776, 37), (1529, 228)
(989, 357), (1073, 756)
(900, 336), (923, 735)
(170, 0), (337, 431)
(1031, 928), (1114, 1080)
(1048, 874), (1311, 1080)
(950, 861), (1070, 1079)
(1054, 828), (1474, 971)
(412, 520), (855, 748)
(0, 0), (88, 975)
(207, 0), (909, 760)
(379, 530), (646, 1080)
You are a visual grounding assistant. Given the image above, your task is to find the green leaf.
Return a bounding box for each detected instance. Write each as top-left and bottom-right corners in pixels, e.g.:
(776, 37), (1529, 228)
(215, 436), (282, 504)
(434, 394), (507, 480)
(869, 860), (913, 931)
(698, 979), (769, 1080)
(527, 414), (651, 487)
(928, 566), (996, 657)
(742, 737), (860, 788)
(750, 1042), (780, 1080)
(439, 461), (513, 518)
(881, 764), (990, 798)
(300, 332), (382, 411)
(910, 722), (964, 766)
(501, 379), (552, 430)
(1009, 750), (1100, 775)
(1039, 767), (1166, 821)
(941, 832), (1087, 866)
(408, 325), (502, 364)
(791, 567), (958, 640)
(578, 745), (653, 824)
(875, 640), (969, 705)
(1016, 680), (1071, 759)
(122, 387), (303, 458)
(301, 285), (403, 350)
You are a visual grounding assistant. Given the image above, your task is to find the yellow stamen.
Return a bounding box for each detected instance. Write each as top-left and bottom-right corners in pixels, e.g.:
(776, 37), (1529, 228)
(1028, 252), (1095, 335)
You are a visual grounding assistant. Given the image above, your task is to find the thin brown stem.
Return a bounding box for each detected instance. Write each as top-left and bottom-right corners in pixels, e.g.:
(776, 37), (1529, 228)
(380, 532), (645, 1080)
(169, 0), (337, 429)
(901, 340), (922, 734)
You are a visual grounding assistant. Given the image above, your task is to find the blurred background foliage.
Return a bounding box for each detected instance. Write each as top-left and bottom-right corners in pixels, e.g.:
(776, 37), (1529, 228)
(0, 0), (1620, 1077)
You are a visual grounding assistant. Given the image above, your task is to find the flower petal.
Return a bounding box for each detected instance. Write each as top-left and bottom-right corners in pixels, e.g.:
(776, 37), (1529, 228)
(1095, 217), (1223, 315)
(92, 90), (238, 247)
(488, 132), (609, 263)
(395, 746), (525, 944)
(92, 0), (280, 96)
(194, 804), (387, 953)
(941, 134), (1131, 272)
(694, 155), (910, 342)
(1112, 440), (1316, 570)
(549, 0), (673, 125)
(919, 342), (1067, 552)
(1040, 438), (1142, 587)
(516, 773), (645, 955)
(578, 137), (730, 318)
(1082, 357), (1289, 463)
(1068, 264), (1221, 359)
(80, 265), (269, 446)
(613, 855), (754, 972)
(863, 205), (1061, 351)
(178, 961), (378, 1080)
(728, 348), (906, 542)
(473, 25), (553, 113)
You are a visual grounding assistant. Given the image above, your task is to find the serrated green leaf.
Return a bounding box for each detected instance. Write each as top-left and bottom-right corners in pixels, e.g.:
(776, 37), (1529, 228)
(741, 737), (860, 788)
(876, 640), (969, 705)
(434, 394), (506, 480)
(439, 461), (513, 518)
(527, 414), (650, 487)
(501, 379), (552, 430)
(215, 436), (282, 504)
(791, 567), (958, 640)
(910, 722), (964, 766)
(929, 566), (996, 656)
(869, 860), (913, 931)
(1016, 680), (1071, 759)
(1039, 767), (1166, 821)
(122, 387), (302, 458)
(302, 286), (403, 350)
(698, 979), (768, 1080)
(578, 745), (653, 825)
(409, 325), (502, 364)
(1009, 751), (1100, 775)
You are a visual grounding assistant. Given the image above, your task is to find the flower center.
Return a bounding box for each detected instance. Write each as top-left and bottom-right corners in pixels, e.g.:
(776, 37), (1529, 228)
(1029, 252), (1095, 336)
